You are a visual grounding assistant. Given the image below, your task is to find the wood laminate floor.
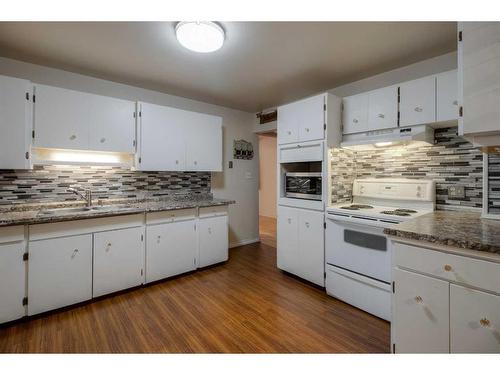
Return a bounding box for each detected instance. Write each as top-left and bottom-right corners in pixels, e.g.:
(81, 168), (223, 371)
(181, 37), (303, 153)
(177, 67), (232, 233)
(0, 240), (390, 353)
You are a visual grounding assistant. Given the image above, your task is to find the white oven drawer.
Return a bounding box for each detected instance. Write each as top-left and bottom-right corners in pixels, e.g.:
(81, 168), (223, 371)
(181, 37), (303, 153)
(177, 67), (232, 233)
(394, 242), (500, 294)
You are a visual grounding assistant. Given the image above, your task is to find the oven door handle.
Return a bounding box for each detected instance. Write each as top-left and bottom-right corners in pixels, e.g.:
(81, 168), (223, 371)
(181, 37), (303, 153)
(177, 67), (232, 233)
(326, 213), (398, 228)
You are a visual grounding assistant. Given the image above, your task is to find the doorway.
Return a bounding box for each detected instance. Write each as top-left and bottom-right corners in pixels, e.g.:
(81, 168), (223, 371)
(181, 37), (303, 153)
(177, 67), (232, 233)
(258, 133), (277, 248)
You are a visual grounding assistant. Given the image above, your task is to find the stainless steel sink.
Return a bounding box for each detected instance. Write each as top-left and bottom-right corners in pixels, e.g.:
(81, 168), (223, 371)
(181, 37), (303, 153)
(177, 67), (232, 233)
(39, 206), (115, 216)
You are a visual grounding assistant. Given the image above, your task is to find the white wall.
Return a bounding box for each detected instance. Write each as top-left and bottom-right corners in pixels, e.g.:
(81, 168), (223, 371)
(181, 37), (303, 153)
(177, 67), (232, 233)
(0, 56), (259, 248)
(258, 135), (277, 218)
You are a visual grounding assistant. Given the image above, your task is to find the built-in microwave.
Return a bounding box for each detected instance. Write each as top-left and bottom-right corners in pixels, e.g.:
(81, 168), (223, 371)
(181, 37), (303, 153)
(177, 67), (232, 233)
(285, 172), (322, 201)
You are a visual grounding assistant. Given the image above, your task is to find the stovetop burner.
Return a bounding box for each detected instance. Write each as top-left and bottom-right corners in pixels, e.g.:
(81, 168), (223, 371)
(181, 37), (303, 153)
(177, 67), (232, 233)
(340, 206), (360, 210)
(394, 208), (418, 213)
(340, 204), (374, 210)
(380, 210), (412, 217)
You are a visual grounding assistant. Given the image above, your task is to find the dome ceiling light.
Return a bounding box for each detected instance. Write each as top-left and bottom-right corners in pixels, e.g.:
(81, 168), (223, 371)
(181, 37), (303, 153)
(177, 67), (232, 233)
(175, 21), (225, 53)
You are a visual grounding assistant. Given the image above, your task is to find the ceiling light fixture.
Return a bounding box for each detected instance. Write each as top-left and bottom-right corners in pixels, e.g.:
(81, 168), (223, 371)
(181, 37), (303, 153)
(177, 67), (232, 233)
(175, 21), (225, 53)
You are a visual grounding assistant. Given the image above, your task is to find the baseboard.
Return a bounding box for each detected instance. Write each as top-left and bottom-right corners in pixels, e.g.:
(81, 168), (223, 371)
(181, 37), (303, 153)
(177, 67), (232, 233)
(229, 237), (260, 248)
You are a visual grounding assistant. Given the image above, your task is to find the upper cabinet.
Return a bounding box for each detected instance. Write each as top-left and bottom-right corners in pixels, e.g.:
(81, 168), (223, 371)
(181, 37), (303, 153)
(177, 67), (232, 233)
(458, 22), (500, 147)
(436, 70), (458, 123)
(368, 86), (399, 131)
(342, 93), (369, 134)
(277, 93), (341, 146)
(138, 102), (223, 172)
(0, 75), (33, 169)
(399, 76), (436, 127)
(33, 84), (136, 153)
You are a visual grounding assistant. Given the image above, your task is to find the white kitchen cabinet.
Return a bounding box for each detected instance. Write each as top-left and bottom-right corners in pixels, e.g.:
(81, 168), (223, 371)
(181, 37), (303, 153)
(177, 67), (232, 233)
(277, 206), (324, 286)
(436, 70), (458, 123)
(367, 86), (398, 131)
(34, 84), (136, 153)
(297, 208), (324, 286)
(138, 102), (222, 172)
(198, 213), (228, 268)
(93, 226), (144, 297)
(277, 101), (300, 144)
(184, 112), (223, 172)
(450, 284), (500, 353)
(458, 22), (500, 145)
(146, 219), (197, 283)
(0, 227), (26, 324)
(399, 76), (436, 127)
(138, 102), (187, 171)
(0, 75), (33, 169)
(28, 234), (92, 315)
(342, 93), (369, 134)
(277, 206), (299, 273)
(393, 268), (450, 353)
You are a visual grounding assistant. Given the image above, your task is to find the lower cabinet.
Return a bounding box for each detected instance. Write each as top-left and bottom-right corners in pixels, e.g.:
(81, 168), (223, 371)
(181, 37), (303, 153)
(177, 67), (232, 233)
(198, 214), (229, 268)
(450, 284), (500, 353)
(146, 219), (197, 283)
(28, 234), (92, 315)
(0, 230), (26, 323)
(392, 268), (450, 353)
(277, 205), (324, 286)
(93, 227), (145, 298)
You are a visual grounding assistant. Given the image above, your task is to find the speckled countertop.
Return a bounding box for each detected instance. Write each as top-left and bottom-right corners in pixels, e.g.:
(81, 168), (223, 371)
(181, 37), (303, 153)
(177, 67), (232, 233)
(0, 194), (235, 227)
(384, 211), (500, 254)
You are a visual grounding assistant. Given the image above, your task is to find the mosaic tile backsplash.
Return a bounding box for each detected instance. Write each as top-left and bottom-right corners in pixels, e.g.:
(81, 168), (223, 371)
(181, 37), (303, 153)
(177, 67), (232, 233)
(0, 165), (210, 206)
(488, 153), (500, 214)
(330, 127), (484, 210)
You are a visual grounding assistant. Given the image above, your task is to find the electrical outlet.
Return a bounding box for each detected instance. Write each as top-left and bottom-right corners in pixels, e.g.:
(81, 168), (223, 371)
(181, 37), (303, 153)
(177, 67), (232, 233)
(448, 185), (466, 199)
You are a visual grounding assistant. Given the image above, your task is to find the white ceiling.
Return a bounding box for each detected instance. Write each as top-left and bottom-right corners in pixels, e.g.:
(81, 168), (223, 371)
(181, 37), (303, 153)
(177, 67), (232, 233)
(0, 22), (457, 112)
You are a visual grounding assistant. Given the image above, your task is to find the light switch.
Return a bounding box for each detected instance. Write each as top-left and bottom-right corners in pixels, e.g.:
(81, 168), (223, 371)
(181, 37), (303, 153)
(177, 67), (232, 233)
(245, 171), (252, 179)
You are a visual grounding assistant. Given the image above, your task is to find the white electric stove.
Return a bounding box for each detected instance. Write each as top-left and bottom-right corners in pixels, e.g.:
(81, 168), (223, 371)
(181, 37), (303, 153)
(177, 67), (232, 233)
(325, 178), (435, 321)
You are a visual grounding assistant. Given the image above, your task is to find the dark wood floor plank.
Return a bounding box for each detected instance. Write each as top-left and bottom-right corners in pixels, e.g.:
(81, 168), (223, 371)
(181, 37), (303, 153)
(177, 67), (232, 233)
(0, 240), (390, 353)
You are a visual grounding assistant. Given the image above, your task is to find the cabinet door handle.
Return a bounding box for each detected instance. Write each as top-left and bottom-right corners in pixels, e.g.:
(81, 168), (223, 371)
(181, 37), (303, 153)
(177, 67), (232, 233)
(414, 106), (423, 112)
(100, 137), (106, 143)
(175, 160), (179, 164)
(287, 131), (291, 135)
(287, 218), (291, 224)
(480, 318), (491, 328)
(71, 249), (79, 259)
(414, 296), (423, 304)
(305, 128), (310, 132)
(194, 161), (198, 165)
(453, 100), (458, 105)
(352, 118), (358, 123)
(157, 235), (161, 243)
(377, 113), (385, 118)
(305, 222), (310, 228)
(208, 227), (212, 234)
(70, 134), (77, 140)
(443, 264), (452, 272)
(106, 242), (112, 251)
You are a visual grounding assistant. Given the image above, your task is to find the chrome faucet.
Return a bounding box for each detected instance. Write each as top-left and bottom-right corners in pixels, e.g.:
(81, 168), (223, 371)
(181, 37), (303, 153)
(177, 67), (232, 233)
(67, 187), (92, 207)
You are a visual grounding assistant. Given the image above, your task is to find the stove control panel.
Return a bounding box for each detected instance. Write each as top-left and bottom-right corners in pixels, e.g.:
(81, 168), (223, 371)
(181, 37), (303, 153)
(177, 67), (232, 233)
(353, 178), (435, 202)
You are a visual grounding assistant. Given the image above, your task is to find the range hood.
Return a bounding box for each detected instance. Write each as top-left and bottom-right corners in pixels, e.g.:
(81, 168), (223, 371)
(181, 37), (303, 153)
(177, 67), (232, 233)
(341, 125), (435, 150)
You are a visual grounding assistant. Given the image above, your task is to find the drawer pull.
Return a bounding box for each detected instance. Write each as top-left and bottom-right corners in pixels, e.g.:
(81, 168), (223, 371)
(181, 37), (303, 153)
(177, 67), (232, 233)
(414, 106), (423, 112)
(71, 249), (79, 259)
(305, 222), (310, 228)
(287, 131), (291, 135)
(353, 118), (358, 123)
(453, 100), (458, 105)
(305, 128), (310, 132)
(480, 318), (491, 328)
(444, 264), (452, 272)
(287, 218), (292, 224)
(106, 242), (112, 251)
(414, 296), (423, 304)
(377, 113), (385, 118)
(70, 134), (77, 140)
(208, 227), (212, 234)
(100, 137), (106, 143)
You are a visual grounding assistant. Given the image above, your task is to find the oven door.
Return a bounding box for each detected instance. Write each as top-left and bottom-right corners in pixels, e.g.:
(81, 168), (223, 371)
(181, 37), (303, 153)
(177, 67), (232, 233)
(325, 214), (393, 283)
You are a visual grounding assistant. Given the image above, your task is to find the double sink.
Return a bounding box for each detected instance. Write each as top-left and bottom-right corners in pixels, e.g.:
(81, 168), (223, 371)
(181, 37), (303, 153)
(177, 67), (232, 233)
(38, 205), (132, 216)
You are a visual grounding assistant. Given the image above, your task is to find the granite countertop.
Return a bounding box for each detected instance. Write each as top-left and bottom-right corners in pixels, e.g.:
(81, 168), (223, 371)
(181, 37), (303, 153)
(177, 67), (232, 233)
(0, 194), (235, 227)
(384, 211), (500, 254)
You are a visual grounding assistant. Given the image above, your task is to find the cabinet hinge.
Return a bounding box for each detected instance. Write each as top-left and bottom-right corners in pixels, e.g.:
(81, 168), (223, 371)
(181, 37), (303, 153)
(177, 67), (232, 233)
(133, 140), (136, 147)
(25, 92), (29, 101)
(25, 152), (30, 160)
(392, 343), (396, 353)
(22, 297), (28, 306)
(138, 157), (142, 164)
(32, 94), (36, 103)
(194, 257), (197, 265)
(458, 31), (463, 42)
(323, 123), (326, 130)
(392, 281), (395, 293)
(397, 111), (400, 126)
(324, 271), (326, 279)
(459, 106), (463, 117)
(323, 104), (326, 111)
(323, 222), (326, 229)
(141, 269), (143, 276)
(133, 111), (136, 118)
(194, 224), (197, 231)
(139, 111), (142, 117)
(32, 130), (35, 139)
(23, 252), (29, 261)
(141, 234), (144, 242)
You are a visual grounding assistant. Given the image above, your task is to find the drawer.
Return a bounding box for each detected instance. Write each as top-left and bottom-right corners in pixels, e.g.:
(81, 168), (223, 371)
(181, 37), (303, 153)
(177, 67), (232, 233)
(279, 141), (323, 162)
(0, 226), (24, 244)
(450, 284), (500, 353)
(394, 242), (500, 294)
(146, 208), (197, 225)
(199, 205), (228, 218)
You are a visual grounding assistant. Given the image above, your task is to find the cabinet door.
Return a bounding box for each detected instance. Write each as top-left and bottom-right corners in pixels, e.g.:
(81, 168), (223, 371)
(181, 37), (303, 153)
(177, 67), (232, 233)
(146, 220), (197, 283)
(399, 76), (436, 127)
(277, 102), (299, 144)
(88, 95), (136, 153)
(277, 206), (299, 274)
(34, 84), (90, 150)
(0, 75), (32, 169)
(28, 235), (92, 315)
(368, 86), (398, 131)
(0, 242), (26, 323)
(342, 93), (369, 134)
(185, 112), (223, 172)
(436, 70), (458, 123)
(139, 103), (187, 171)
(460, 23), (500, 135)
(298, 209), (324, 286)
(296, 95), (325, 143)
(393, 269), (449, 353)
(93, 227), (144, 297)
(450, 284), (500, 353)
(198, 215), (228, 268)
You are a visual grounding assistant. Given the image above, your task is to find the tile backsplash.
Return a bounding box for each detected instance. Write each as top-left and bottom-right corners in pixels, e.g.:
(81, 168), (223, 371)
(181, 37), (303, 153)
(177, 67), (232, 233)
(0, 165), (211, 206)
(488, 152), (500, 214)
(330, 127), (483, 210)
